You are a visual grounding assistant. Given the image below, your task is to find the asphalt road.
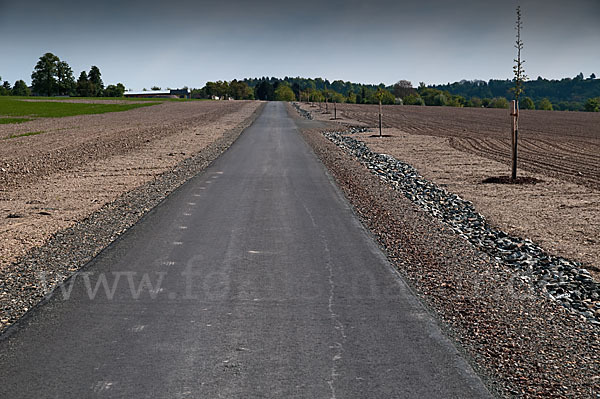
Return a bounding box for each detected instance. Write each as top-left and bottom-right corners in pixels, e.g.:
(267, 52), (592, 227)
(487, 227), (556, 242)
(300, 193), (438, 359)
(0, 102), (491, 398)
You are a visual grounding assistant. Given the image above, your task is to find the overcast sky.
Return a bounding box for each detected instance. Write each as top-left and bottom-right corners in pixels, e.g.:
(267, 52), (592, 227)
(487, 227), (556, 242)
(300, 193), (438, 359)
(1, 0), (598, 91)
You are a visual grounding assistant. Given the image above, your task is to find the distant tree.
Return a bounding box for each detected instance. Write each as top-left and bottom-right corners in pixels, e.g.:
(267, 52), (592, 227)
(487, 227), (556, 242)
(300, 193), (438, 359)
(291, 82), (301, 99)
(311, 90), (324, 103)
(255, 81), (274, 101)
(150, 86), (161, 91)
(489, 97), (509, 108)
(104, 83), (126, 97)
(214, 81), (229, 98)
(369, 88), (394, 104)
(446, 95), (466, 107)
(521, 96), (535, 110)
(403, 94), (424, 106)
(274, 85), (296, 101)
(591, 73), (597, 80)
(584, 97), (599, 112)
(392, 80), (414, 99)
(12, 80), (31, 96)
(190, 87), (205, 99)
(537, 98), (553, 110)
(204, 82), (217, 97)
(417, 87), (446, 106)
(555, 101), (583, 111)
(346, 91), (357, 104)
(228, 80), (253, 100)
(0, 80), (10, 96)
(88, 66), (104, 96)
(360, 86), (367, 103)
(76, 71), (94, 97)
(433, 93), (448, 106)
(56, 61), (75, 96)
(330, 91), (345, 104)
(31, 52), (60, 96)
(575, 72), (584, 81)
(205, 81), (229, 99)
(469, 97), (483, 107)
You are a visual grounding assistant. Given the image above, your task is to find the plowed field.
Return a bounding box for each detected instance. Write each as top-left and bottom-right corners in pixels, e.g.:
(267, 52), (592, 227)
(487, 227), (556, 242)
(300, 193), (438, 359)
(322, 103), (600, 189)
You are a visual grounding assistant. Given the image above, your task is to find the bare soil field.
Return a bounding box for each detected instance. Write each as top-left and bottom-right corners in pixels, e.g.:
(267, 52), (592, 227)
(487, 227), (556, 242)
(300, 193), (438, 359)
(298, 102), (600, 276)
(308, 103), (600, 189)
(0, 100), (261, 271)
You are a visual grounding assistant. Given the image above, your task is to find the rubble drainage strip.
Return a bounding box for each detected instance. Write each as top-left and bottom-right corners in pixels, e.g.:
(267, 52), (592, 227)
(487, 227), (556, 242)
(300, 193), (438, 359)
(322, 128), (599, 326)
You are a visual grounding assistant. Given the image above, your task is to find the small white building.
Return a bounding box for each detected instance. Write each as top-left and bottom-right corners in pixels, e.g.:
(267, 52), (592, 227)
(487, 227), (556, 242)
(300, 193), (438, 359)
(124, 89), (190, 99)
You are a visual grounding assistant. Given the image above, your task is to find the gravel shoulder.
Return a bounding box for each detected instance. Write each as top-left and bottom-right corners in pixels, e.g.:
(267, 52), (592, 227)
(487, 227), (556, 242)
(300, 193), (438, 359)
(0, 101), (264, 332)
(289, 104), (600, 398)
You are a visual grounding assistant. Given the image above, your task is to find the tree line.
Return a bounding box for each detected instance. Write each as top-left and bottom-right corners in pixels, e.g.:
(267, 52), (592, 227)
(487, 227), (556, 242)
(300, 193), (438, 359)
(3, 54), (598, 111)
(430, 74), (600, 111)
(0, 52), (125, 97)
(219, 75), (599, 111)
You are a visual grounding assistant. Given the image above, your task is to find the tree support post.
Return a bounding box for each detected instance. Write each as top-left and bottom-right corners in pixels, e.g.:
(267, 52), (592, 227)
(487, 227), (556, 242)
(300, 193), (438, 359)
(379, 100), (383, 137)
(510, 100), (519, 180)
(334, 101), (337, 120)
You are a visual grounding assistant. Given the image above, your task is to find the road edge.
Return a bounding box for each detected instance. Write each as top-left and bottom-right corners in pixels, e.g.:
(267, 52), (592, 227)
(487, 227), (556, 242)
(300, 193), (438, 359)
(0, 101), (267, 336)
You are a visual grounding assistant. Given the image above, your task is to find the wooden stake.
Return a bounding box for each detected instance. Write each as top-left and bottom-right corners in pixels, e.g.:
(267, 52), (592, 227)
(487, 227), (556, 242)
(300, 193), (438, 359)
(379, 100), (383, 137)
(334, 101), (337, 120)
(510, 100), (519, 180)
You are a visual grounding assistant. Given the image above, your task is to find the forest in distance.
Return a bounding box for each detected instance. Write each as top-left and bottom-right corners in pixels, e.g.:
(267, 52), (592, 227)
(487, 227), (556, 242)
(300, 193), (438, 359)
(2, 52), (599, 112)
(217, 75), (600, 112)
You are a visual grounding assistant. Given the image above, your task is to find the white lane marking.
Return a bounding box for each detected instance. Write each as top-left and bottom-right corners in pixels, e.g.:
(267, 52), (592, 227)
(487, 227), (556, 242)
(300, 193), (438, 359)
(193, 194), (202, 197)
(199, 187), (206, 190)
(163, 261), (175, 266)
(248, 250), (261, 254)
(215, 171), (224, 174)
(131, 325), (146, 332)
(183, 213), (192, 216)
(173, 241), (183, 245)
(92, 381), (115, 393)
(187, 202), (196, 206)
(179, 226), (188, 230)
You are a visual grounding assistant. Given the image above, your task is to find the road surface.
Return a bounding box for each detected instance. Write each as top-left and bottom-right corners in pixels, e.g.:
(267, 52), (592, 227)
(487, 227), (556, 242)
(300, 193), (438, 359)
(0, 102), (491, 398)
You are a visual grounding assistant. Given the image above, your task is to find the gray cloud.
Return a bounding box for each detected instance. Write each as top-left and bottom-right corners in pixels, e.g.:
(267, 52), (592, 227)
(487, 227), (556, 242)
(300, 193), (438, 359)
(1, 0), (598, 90)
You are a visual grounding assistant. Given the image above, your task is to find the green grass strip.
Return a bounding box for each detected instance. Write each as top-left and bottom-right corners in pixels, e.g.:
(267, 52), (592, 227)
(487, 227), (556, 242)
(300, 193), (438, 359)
(0, 97), (160, 118)
(3, 131), (45, 140)
(0, 117), (32, 124)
